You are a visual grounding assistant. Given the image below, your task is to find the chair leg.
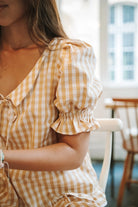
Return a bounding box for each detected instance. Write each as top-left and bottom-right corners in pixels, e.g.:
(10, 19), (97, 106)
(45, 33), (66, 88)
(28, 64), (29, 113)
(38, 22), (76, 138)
(127, 153), (134, 189)
(117, 153), (131, 207)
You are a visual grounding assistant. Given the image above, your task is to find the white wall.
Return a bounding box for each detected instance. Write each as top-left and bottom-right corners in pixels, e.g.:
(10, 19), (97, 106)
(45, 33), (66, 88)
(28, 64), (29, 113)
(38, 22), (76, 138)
(59, 0), (100, 77)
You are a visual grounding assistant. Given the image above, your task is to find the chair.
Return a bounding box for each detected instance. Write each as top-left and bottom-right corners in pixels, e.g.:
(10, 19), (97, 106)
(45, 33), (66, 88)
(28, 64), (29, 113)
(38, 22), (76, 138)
(94, 118), (123, 192)
(112, 98), (138, 207)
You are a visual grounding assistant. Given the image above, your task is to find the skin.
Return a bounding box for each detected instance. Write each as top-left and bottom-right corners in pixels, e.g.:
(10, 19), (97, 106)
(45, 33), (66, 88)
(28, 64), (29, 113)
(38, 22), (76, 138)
(0, 0), (90, 171)
(0, 0), (42, 96)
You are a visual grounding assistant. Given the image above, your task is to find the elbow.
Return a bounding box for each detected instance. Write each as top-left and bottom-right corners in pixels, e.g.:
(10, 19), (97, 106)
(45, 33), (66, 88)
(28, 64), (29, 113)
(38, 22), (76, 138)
(71, 153), (85, 170)
(73, 160), (83, 169)
(69, 146), (88, 170)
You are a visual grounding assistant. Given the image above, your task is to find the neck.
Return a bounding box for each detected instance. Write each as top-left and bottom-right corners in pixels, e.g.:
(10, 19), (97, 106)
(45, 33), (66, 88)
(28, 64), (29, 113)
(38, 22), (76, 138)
(1, 18), (34, 50)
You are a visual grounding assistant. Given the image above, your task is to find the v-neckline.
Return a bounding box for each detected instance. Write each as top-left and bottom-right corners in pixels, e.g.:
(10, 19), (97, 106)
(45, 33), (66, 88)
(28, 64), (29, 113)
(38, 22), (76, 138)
(0, 37), (60, 106)
(0, 48), (48, 106)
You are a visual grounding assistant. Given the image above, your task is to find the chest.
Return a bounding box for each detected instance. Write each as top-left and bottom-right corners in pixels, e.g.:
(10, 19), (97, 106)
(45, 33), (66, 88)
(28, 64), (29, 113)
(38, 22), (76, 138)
(0, 48), (42, 97)
(0, 49), (60, 148)
(0, 69), (58, 149)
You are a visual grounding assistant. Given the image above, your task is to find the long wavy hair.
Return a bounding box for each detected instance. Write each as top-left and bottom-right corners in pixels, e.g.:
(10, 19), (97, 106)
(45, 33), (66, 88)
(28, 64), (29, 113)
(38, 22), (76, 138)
(26, 0), (68, 47)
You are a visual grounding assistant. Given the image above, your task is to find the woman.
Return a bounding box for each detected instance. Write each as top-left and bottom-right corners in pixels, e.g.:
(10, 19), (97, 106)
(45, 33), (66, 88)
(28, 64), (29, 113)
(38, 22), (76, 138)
(0, 0), (106, 206)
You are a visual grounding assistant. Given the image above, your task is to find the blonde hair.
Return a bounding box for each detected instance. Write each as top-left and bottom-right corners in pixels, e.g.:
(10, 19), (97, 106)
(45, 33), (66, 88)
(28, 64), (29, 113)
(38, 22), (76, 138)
(27, 0), (68, 47)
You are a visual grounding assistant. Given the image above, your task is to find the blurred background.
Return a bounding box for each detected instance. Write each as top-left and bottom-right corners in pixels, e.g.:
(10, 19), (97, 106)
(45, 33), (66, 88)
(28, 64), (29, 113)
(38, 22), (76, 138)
(56, 0), (138, 206)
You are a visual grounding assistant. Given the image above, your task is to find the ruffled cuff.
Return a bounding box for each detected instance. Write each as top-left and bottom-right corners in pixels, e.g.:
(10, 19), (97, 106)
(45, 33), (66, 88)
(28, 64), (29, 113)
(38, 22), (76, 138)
(51, 107), (100, 135)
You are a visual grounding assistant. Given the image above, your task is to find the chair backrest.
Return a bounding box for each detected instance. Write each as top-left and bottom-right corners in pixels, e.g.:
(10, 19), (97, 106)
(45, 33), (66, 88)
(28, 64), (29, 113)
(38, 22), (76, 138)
(112, 98), (138, 152)
(95, 118), (123, 192)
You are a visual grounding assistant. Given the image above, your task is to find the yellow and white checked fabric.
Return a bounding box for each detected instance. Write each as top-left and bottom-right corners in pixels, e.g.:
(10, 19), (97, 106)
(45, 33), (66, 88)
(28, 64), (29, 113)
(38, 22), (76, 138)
(0, 38), (106, 207)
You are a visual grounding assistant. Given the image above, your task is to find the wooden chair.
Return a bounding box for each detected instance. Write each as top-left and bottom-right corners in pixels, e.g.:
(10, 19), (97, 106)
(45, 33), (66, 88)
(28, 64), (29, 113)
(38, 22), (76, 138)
(112, 98), (138, 207)
(94, 118), (123, 192)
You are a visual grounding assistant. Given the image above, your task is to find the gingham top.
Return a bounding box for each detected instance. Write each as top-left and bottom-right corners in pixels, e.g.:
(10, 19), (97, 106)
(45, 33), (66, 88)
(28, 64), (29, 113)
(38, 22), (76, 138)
(0, 38), (106, 207)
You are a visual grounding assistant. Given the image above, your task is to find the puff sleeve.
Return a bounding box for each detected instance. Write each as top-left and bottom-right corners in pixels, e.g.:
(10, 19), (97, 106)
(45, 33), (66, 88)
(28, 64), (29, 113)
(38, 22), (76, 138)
(51, 39), (103, 135)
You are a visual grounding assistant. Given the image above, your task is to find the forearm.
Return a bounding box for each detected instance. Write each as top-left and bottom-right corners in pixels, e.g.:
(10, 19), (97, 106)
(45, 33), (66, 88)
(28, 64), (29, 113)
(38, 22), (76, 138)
(3, 143), (82, 171)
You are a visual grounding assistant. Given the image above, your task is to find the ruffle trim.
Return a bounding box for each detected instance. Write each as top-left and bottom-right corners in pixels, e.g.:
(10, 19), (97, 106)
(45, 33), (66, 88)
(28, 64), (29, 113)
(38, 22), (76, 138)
(51, 107), (100, 135)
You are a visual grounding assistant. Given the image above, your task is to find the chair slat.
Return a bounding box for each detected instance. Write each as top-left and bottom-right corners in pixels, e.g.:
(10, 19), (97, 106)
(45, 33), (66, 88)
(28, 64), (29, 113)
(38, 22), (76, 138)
(112, 98), (138, 207)
(112, 98), (138, 152)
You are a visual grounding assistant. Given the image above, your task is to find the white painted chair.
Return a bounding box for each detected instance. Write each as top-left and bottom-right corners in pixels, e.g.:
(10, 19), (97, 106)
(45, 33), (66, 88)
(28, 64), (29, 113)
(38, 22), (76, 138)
(94, 118), (123, 192)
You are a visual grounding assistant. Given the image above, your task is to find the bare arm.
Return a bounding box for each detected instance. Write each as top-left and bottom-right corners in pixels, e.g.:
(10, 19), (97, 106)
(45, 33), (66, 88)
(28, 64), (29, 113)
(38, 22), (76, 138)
(3, 132), (90, 171)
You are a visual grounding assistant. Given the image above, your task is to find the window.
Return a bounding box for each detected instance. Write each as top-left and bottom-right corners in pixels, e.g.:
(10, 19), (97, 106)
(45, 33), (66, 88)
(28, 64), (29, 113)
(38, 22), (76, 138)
(109, 34), (115, 48)
(123, 33), (134, 47)
(110, 6), (115, 24)
(108, 2), (138, 84)
(122, 32), (134, 80)
(123, 5), (135, 23)
(123, 52), (134, 65)
(108, 34), (115, 80)
(58, 0), (138, 85)
(123, 51), (134, 80)
(109, 52), (115, 80)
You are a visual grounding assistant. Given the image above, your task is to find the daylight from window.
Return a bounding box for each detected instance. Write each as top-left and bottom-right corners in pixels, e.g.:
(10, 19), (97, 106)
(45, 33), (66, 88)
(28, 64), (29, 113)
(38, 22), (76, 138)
(108, 3), (138, 84)
(58, 0), (138, 85)
(58, 0), (100, 76)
